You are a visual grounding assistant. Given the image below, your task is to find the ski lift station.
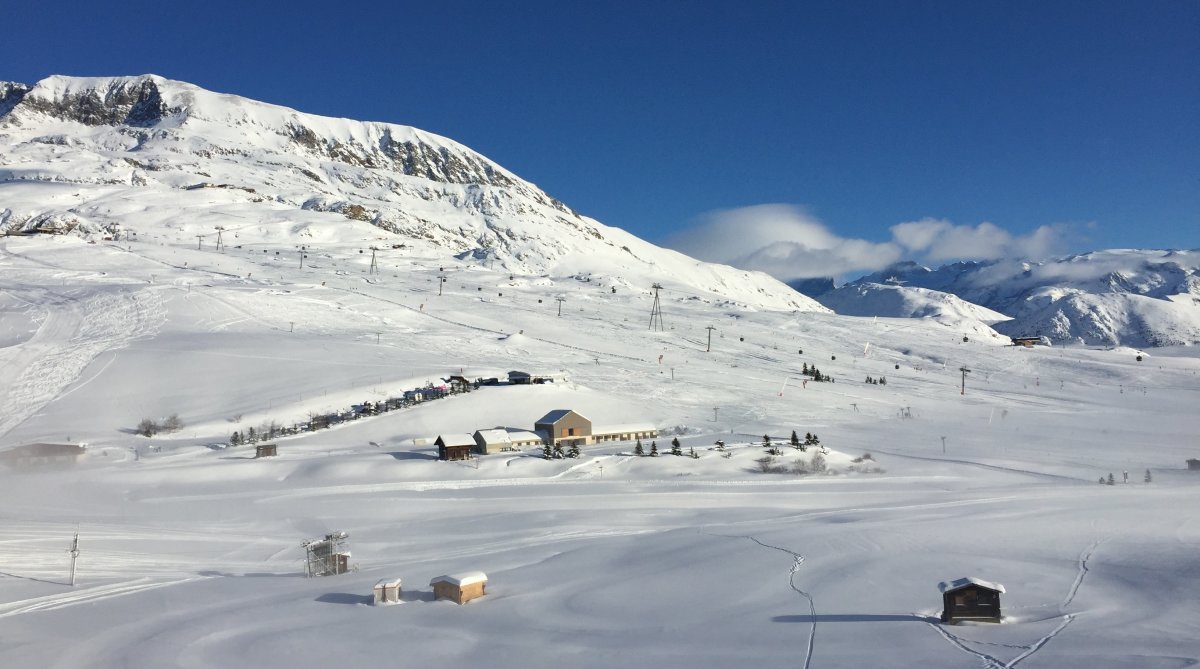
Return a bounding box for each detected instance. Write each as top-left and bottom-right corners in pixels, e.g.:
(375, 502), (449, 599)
(430, 572), (488, 604)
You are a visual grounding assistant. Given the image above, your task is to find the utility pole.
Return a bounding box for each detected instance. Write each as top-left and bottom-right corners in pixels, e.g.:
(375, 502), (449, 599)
(959, 367), (971, 395)
(68, 533), (80, 586)
(438, 274), (446, 296)
(214, 227), (225, 251)
(713, 407), (719, 422)
(195, 234), (204, 250)
(369, 248), (378, 274)
(649, 283), (664, 331)
(299, 246), (305, 268)
(556, 296), (565, 316)
(705, 325), (716, 352)
(941, 436), (947, 454)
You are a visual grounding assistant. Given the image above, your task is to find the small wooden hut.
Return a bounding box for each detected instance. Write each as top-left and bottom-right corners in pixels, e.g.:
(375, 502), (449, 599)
(436, 434), (475, 461)
(940, 577), (1005, 623)
(430, 571), (487, 604)
(1187, 458), (1200, 471)
(373, 578), (402, 605)
(255, 444), (277, 458)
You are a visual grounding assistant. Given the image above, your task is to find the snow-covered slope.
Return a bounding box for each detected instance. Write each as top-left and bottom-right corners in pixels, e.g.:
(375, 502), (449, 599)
(816, 282), (1010, 340)
(0, 74), (823, 312)
(847, 251), (1200, 347)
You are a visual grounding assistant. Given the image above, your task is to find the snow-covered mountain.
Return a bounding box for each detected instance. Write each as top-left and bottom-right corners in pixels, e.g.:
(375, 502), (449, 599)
(0, 74), (822, 312)
(815, 282), (1010, 340)
(846, 251), (1200, 347)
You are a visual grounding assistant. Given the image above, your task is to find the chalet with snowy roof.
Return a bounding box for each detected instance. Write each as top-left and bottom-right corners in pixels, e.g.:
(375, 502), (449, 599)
(445, 375), (472, 392)
(0, 443), (86, 468)
(1188, 458), (1200, 471)
(473, 428), (544, 454)
(940, 577), (1005, 623)
(535, 409), (593, 447)
(435, 434), (476, 461)
(430, 571), (487, 604)
(373, 578), (402, 605)
(254, 444), (277, 458)
(1010, 336), (1041, 348)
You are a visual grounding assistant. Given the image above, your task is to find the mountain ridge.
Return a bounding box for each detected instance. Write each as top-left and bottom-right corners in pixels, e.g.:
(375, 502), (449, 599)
(0, 74), (822, 312)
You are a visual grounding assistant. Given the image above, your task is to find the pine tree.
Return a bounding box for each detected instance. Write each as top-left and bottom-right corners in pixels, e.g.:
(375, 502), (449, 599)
(689, 447), (699, 459)
(247, 426), (256, 443)
(230, 431), (242, 446)
(762, 434), (771, 448)
(568, 443), (580, 459)
(790, 430), (800, 448)
(650, 441), (659, 457)
(553, 443), (565, 459)
(1107, 472), (1115, 485)
(542, 443), (553, 459)
(1144, 468), (1152, 483)
(634, 440), (645, 456)
(671, 437), (682, 456)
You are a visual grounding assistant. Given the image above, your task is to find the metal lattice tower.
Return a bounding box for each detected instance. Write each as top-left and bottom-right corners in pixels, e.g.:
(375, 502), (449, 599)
(369, 247), (378, 274)
(649, 283), (664, 331)
(302, 531), (351, 577)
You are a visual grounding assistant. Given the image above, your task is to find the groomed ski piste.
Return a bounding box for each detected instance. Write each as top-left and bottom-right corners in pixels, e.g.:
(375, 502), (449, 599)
(2, 228), (1198, 669)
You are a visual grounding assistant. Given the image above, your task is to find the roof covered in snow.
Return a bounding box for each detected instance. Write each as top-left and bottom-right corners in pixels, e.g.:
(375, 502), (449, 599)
(939, 577), (1005, 594)
(473, 429), (511, 445)
(374, 578), (402, 588)
(430, 571), (487, 587)
(436, 433), (476, 448)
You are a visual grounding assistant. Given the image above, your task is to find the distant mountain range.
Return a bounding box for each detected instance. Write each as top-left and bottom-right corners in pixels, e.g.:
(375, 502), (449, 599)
(0, 74), (821, 312)
(816, 251), (1200, 347)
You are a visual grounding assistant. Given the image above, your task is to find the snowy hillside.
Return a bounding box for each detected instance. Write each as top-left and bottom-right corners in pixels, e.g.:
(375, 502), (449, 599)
(2, 76), (1199, 669)
(847, 251), (1200, 347)
(0, 74), (821, 312)
(816, 282), (1010, 340)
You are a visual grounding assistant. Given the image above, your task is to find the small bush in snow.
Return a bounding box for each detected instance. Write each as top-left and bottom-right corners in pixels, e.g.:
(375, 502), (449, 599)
(810, 453), (827, 473)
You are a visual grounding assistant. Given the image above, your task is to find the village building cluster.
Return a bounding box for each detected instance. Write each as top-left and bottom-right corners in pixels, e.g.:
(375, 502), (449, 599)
(436, 409), (657, 461)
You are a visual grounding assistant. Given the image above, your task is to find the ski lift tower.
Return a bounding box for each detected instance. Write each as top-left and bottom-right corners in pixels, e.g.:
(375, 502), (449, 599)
(649, 283), (665, 331)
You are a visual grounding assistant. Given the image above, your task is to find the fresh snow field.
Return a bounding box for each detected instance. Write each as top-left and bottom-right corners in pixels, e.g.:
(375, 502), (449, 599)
(2, 231), (1199, 669)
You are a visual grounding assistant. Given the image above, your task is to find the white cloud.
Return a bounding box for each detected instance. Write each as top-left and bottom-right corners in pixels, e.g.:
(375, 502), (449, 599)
(891, 218), (1066, 262)
(666, 204), (902, 280)
(667, 204), (1073, 281)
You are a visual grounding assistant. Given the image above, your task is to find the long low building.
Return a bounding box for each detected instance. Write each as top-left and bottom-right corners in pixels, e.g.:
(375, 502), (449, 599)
(591, 423), (658, 443)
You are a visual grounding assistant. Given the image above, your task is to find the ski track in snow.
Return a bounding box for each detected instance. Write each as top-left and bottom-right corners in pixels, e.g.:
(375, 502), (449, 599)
(0, 577), (204, 619)
(712, 533), (816, 669)
(927, 538), (1100, 668)
(0, 286), (165, 440)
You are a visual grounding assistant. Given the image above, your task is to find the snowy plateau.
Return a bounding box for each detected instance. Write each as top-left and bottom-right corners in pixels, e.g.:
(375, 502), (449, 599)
(1, 75), (1198, 669)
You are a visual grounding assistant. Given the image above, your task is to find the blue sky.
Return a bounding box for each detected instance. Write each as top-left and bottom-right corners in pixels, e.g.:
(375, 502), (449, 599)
(7, 1), (1198, 277)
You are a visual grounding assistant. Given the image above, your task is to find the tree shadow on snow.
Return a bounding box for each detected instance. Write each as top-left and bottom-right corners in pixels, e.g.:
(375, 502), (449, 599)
(0, 570), (68, 586)
(316, 592), (372, 605)
(387, 451), (437, 461)
(773, 614), (935, 624)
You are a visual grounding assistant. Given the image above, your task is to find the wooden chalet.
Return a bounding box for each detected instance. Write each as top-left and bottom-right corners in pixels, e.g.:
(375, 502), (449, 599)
(1010, 336), (1041, 348)
(940, 577), (1005, 623)
(535, 409), (593, 447)
(445, 375), (473, 392)
(430, 571), (487, 604)
(254, 444), (277, 458)
(507, 370), (532, 385)
(436, 434), (475, 461)
(0, 443), (86, 468)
